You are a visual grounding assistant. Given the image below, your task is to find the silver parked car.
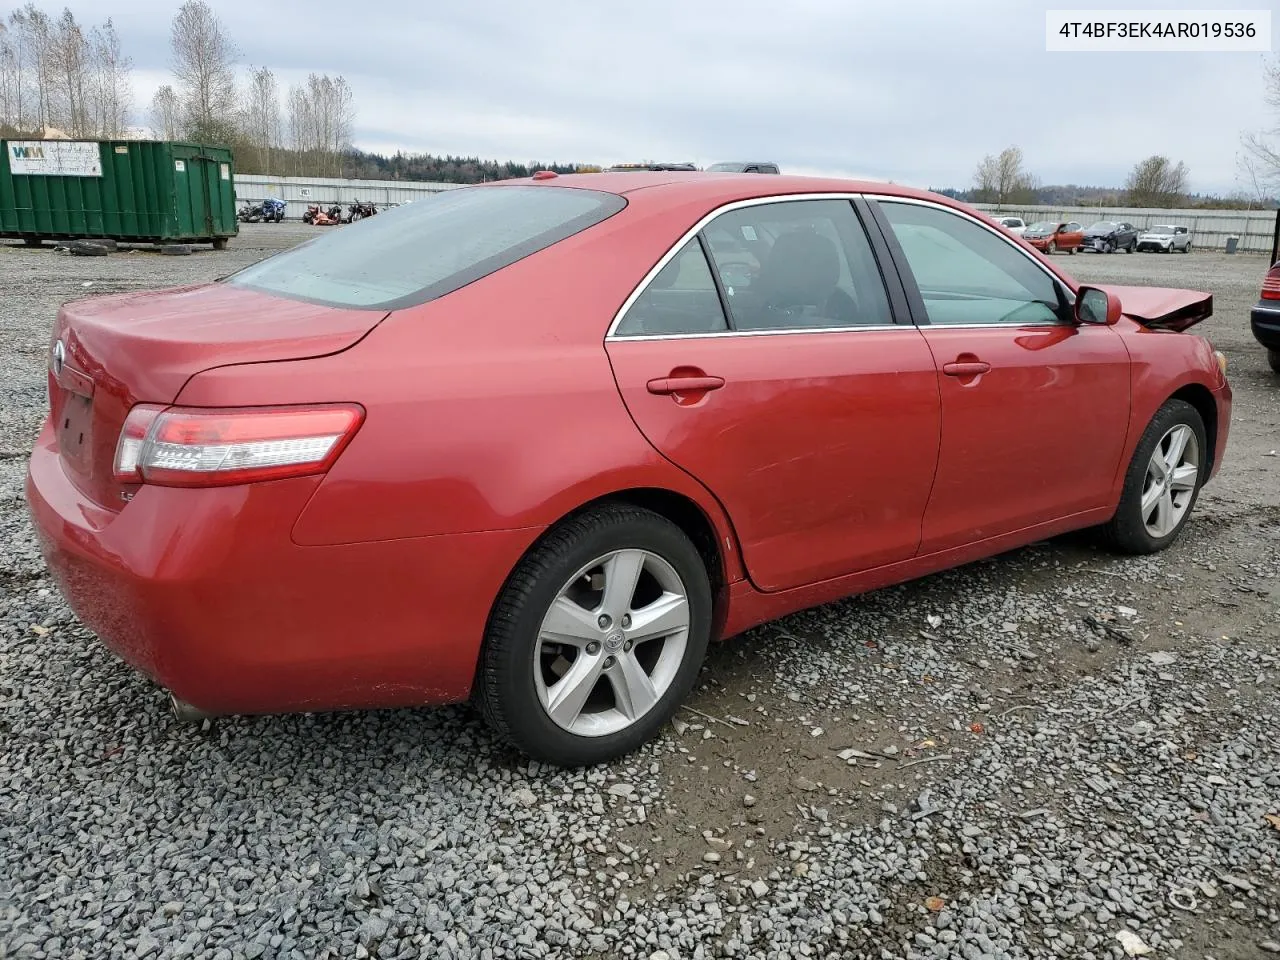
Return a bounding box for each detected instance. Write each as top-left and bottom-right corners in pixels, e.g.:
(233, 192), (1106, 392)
(1137, 224), (1192, 254)
(993, 216), (1027, 236)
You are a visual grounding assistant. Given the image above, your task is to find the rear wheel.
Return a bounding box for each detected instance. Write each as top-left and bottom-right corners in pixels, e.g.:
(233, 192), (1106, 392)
(1100, 399), (1206, 554)
(1184, 242), (1191, 254)
(478, 503), (712, 766)
(1269, 349), (1280, 374)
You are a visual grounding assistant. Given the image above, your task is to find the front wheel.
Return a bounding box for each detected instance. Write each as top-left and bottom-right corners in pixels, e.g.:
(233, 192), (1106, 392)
(1047, 241), (1057, 254)
(1100, 399), (1207, 554)
(1104, 241), (1115, 254)
(478, 503), (712, 766)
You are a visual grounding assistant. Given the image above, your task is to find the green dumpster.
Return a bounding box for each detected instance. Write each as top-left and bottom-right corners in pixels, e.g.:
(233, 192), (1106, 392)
(0, 139), (238, 248)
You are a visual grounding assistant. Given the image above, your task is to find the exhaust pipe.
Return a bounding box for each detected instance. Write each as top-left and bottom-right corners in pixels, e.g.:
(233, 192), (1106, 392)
(168, 692), (213, 724)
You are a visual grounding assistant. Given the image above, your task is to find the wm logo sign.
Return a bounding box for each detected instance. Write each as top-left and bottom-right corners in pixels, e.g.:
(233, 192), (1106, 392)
(12, 146), (45, 160)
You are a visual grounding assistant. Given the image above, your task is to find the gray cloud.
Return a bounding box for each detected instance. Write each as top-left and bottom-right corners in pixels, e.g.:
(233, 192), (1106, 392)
(63, 0), (1273, 192)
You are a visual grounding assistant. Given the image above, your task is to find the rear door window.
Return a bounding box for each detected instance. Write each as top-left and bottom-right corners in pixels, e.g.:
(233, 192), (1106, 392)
(228, 185), (625, 310)
(614, 240), (729, 336)
(701, 199), (893, 330)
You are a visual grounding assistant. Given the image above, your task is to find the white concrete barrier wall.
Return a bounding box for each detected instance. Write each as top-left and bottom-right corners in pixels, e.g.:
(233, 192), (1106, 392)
(231, 175), (1280, 254)
(233, 174), (464, 216)
(972, 202), (1280, 255)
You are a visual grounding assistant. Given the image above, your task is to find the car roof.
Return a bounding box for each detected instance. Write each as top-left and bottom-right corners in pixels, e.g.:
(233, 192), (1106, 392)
(499, 171), (950, 210)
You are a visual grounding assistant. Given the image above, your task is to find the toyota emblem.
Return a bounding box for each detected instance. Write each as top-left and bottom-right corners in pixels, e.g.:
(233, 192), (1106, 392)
(52, 340), (65, 376)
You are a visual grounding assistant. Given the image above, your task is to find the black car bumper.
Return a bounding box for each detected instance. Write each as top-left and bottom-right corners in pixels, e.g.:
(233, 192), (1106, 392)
(1252, 300), (1280, 351)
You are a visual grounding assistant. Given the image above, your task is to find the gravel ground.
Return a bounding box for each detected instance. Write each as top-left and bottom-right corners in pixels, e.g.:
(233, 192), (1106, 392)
(1, 228), (1278, 960)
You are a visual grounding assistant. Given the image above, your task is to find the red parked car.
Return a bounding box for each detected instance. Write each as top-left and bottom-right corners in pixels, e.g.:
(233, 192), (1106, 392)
(27, 172), (1231, 766)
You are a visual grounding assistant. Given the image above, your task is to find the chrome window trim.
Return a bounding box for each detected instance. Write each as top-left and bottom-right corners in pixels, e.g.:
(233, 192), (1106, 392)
(606, 192), (898, 341)
(604, 191), (1078, 342)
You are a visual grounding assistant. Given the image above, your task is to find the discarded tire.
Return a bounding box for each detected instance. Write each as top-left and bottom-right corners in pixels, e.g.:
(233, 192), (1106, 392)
(87, 238), (118, 251)
(68, 240), (110, 257)
(159, 244), (192, 256)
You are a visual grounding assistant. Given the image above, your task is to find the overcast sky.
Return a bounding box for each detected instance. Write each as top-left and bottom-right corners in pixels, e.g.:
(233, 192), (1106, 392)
(54, 0), (1278, 193)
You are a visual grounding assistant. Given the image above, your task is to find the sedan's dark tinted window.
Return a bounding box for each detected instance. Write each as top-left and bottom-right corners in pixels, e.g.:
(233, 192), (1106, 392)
(228, 185), (625, 310)
(702, 199), (892, 330)
(614, 239), (729, 336)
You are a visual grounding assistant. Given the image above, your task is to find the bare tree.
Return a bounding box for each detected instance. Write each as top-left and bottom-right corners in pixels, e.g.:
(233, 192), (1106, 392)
(1124, 155), (1189, 207)
(0, 22), (19, 130)
(287, 73), (356, 176)
(8, 5), (55, 132)
(49, 9), (90, 136)
(242, 66), (281, 172)
(89, 19), (131, 138)
(1241, 56), (1280, 190)
(973, 146), (1037, 208)
(150, 84), (182, 140)
(170, 0), (238, 142)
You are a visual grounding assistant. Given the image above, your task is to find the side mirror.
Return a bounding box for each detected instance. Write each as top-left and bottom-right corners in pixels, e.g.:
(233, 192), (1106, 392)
(1076, 286), (1122, 326)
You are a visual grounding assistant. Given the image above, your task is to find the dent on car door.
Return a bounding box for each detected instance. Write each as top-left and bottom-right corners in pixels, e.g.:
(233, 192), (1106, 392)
(604, 198), (941, 592)
(869, 198), (1131, 553)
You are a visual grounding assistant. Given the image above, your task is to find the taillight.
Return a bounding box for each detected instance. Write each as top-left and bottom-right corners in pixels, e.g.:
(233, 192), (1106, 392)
(1262, 263), (1280, 300)
(113, 404), (364, 487)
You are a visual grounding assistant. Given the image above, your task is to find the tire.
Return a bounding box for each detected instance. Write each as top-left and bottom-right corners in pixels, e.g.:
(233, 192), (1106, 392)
(1269, 349), (1280, 374)
(1104, 241), (1115, 254)
(1099, 399), (1207, 555)
(1127, 241), (1136, 253)
(1047, 241), (1057, 255)
(1184, 243), (1191, 254)
(1068, 245), (1077, 255)
(478, 503), (712, 766)
(68, 240), (110, 257)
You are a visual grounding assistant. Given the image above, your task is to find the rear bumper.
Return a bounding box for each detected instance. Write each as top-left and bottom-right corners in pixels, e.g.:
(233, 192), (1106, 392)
(25, 421), (541, 715)
(1251, 301), (1280, 351)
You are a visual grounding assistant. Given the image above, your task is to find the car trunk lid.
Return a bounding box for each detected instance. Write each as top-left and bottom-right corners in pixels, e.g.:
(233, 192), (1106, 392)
(48, 282), (387, 509)
(1097, 284), (1213, 332)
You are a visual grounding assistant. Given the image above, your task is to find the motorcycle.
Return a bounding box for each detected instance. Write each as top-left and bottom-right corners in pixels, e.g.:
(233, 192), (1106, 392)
(344, 201), (378, 223)
(302, 203), (346, 226)
(261, 198), (287, 223)
(238, 198), (287, 223)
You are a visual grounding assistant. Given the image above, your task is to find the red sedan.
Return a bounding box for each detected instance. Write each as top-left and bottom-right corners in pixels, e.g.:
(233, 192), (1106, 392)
(27, 172), (1231, 766)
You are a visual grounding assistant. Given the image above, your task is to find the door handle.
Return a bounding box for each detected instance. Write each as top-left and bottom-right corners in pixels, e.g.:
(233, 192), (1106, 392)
(646, 375), (725, 395)
(942, 360), (991, 377)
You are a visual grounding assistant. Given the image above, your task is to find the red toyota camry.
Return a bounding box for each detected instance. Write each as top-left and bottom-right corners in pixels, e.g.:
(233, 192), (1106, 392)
(27, 172), (1231, 766)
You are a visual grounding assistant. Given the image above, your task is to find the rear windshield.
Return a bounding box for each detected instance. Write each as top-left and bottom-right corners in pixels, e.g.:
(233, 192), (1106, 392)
(227, 185), (626, 310)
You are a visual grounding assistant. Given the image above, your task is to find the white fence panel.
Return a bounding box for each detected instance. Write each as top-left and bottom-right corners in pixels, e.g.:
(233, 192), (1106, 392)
(233, 174), (464, 217)
(973, 202), (1279, 255)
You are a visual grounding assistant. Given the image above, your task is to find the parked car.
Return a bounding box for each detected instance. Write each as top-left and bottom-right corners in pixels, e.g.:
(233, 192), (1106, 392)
(27, 172), (1231, 766)
(1251, 258), (1280, 373)
(1083, 221), (1139, 254)
(993, 216), (1026, 236)
(1137, 224), (1192, 254)
(1023, 220), (1084, 254)
(707, 161), (782, 174)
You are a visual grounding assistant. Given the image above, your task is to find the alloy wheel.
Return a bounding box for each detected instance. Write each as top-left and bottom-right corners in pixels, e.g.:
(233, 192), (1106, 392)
(1141, 424), (1199, 538)
(534, 549), (690, 737)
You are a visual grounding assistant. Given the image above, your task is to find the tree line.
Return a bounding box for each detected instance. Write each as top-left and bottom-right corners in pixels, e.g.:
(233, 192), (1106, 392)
(966, 146), (1205, 209)
(0, 5), (132, 139)
(149, 0), (355, 178)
